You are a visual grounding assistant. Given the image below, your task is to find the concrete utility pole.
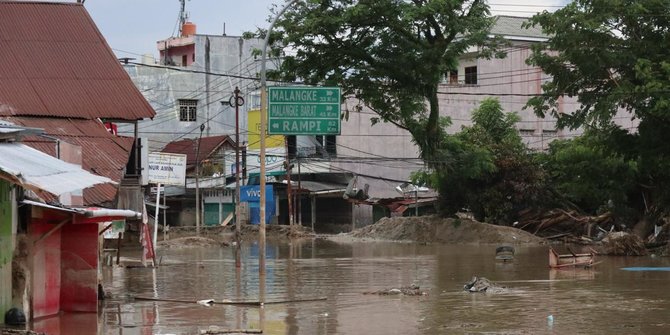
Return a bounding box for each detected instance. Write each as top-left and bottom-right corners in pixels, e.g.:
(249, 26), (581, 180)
(195, 123), (205, 235)
(233, 87), (244, 268)
(260, 0), (300, 277)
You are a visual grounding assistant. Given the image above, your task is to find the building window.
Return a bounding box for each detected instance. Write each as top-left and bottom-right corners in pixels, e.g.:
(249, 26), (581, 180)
(178, 99), (198, 122)
(519, 129), (535, 137)
(449, 70), (458, 84)
(465, 66), (477, 85)
(542, 129), (558, 137)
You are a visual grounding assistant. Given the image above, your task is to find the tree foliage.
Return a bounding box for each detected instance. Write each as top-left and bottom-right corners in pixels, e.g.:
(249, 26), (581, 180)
(537, 131), (638, 215)
(261, 0), (504, 159)
(415, 98), (546, 223)
(525, 0), (670, 215)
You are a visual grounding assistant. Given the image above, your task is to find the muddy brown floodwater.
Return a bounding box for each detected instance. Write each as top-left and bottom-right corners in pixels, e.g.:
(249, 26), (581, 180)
(30, 238), (670, 335)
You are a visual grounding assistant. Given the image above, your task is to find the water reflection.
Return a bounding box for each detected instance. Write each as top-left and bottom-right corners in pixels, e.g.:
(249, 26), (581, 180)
(31, 239), (670, 334)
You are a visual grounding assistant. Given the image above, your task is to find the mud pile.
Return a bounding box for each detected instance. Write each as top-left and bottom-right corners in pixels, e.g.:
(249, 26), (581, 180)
(351, 216), (545, 244)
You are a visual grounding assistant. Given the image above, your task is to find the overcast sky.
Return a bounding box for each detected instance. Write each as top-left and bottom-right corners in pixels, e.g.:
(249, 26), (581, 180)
(73, 0), (568, 59)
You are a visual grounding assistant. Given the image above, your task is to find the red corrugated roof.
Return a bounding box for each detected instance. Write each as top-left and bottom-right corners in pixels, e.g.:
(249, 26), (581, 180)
(162, 135), (235, 167)
(3, 116), (134, 206)
(0, 1), (155, 120)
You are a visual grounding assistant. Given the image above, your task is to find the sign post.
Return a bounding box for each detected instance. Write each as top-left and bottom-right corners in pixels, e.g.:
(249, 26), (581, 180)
(268, 86), (341, 135)
(147, 153), (187, 250)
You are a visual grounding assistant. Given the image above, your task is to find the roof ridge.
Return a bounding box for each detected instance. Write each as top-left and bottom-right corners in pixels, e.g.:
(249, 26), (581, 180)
(0, 1), (82, 5)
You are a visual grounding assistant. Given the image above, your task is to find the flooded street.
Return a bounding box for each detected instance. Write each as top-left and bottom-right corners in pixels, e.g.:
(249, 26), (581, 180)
(40, 239), (670, 335)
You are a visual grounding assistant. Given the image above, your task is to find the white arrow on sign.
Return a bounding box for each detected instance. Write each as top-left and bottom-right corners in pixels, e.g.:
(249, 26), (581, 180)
(272, 123), (279, 129)
(326, 90), (333, 96)
(326, 106), (333, 111)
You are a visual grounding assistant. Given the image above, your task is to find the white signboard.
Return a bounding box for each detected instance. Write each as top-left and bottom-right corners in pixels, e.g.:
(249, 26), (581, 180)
(246, 147), (286, 176)
(147, 152), (187, 186)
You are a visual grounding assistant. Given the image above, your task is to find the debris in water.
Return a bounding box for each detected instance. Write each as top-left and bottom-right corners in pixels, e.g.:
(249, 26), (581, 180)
(602, 232), (647, 256)
(197, 299), (214, 306)
(363, 284), (427, 296)
(495, 245), (515, 262)
(463, 276), (506, 293)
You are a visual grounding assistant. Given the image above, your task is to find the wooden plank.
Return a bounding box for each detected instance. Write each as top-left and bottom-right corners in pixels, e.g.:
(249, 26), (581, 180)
(134, 296), (261, 306)
(220, 212), (234, 226)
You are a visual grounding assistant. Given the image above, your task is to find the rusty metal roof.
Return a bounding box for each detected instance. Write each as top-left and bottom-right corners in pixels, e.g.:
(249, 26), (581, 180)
(0, 1), (155, 120)
(162, 135), (235, 167)
(2, 116), (134, 205)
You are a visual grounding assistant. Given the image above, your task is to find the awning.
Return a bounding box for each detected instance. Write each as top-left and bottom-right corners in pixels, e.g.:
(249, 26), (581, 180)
(292, 180), (347, 195)
(22, 199), (142, 220)
(0, 143), (114, 196)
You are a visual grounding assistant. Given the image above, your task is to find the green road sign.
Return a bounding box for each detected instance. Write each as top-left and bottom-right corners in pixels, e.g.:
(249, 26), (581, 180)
(268, 86), (341, 135)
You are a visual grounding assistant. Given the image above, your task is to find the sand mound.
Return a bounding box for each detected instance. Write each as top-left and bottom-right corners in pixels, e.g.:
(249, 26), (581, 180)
(351, 216), (544, 244)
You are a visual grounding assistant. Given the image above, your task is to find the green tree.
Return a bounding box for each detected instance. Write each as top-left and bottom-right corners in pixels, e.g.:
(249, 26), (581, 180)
(524, 0), (670, 215)
(259, 0), (504, 160)
(538, 131), (638, 217)
(415, 98), (546, 223)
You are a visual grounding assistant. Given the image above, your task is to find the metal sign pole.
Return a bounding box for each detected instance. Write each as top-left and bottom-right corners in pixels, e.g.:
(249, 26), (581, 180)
(260, 0), (300, 278)
(153, 183), (161, 249)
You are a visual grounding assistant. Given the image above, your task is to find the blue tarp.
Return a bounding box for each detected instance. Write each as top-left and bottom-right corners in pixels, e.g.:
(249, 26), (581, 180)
(621, 267), (670, 272)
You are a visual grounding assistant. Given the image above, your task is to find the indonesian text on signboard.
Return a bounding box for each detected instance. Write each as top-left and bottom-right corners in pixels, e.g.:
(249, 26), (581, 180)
(147, 152), (187, 186)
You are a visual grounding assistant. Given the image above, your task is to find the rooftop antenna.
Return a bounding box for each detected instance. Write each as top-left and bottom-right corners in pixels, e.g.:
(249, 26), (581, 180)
(178, 0), (190, 36)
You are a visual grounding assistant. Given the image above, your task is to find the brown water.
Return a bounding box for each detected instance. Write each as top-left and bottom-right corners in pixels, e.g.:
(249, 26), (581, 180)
(35, 239), (670, 334)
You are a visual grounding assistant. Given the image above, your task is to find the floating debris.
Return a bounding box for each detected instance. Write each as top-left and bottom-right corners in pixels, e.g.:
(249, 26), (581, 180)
(463, 276), (506, 293)
(363, 284), (427, 296)
(549, 247), (597, 268)
(495, 245), (515, 262)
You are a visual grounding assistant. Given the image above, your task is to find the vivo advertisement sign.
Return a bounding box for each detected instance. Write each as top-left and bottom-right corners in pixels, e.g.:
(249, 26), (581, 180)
(240, 185), (275, 224)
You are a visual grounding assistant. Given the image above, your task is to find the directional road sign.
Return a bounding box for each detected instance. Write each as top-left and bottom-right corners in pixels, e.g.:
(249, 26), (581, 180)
(268, 86), (341, 135)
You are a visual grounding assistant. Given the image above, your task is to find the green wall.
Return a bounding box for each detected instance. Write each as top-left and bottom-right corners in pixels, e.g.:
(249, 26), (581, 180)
(0, 180), (14, 316)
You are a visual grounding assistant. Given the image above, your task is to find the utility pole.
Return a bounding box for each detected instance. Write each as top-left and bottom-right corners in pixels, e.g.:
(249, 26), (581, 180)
(195, 123), (205, 235)
(285, 137), (293, 229)
(297, 159), (302, 226)
(228, 88), (245, 268)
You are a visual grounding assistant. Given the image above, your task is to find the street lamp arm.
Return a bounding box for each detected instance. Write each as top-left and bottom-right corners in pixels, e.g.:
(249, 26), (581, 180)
(260, 0), (300, 88)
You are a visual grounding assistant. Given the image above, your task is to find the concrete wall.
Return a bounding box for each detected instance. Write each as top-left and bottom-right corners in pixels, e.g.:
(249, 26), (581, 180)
(120, 35), (265, 152)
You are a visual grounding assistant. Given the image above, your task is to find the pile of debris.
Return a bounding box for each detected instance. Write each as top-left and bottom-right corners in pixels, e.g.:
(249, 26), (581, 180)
(517, 209), (612, 241)
(518, 208), (670, 255)
(602, 232), (648, 256)
(363, 284), (427, 296)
